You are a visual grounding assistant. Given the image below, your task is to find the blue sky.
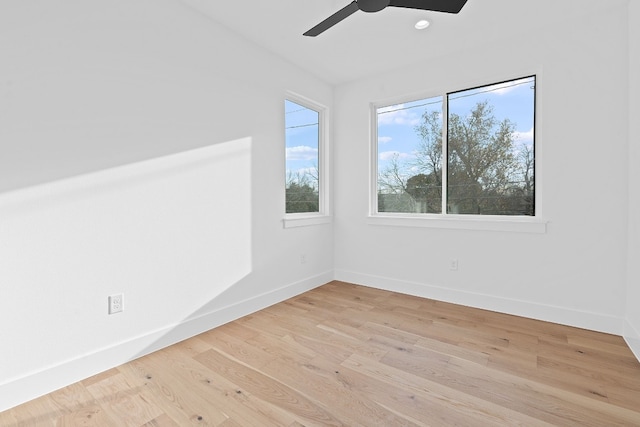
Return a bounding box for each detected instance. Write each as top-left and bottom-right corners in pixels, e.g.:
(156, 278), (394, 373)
(377, 76), (536, 174)
(285, 99), (319, 184)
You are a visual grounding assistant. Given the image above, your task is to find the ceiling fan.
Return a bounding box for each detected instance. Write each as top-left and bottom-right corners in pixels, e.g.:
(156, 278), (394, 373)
(304, 0), (468, 37)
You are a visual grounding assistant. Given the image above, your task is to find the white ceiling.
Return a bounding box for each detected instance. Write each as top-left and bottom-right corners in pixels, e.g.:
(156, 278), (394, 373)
(176, 0), (625, 85)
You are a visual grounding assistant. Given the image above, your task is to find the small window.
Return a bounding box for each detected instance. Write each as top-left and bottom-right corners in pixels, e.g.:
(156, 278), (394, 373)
(375, 76), (536, 216)
(285, 98), (322, 214)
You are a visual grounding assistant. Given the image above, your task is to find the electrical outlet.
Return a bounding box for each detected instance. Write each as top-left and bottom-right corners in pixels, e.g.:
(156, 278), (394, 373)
(109, 294), (124, 314)
(449, 259), (459, 271)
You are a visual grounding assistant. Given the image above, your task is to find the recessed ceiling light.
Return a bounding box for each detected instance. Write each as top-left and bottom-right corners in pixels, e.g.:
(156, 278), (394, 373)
(415, 19), (430, 30)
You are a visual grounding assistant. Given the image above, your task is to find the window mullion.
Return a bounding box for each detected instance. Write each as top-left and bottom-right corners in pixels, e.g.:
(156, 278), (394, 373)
(441, 95), (448, 215)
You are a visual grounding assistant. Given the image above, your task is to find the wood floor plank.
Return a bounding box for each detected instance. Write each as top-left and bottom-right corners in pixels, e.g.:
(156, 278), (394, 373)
(342, 353), (553, 427)
(47, 382), (99, 413)
(415, 336), (491, 366)
(260, 356), (421, 427)
(116, 348), (234, 425)
(47, 382), (120, 426)
(2, 281), (640, 426)
(0, 396), (66, 426)
(194, 348), (344, 426)
(140, 413), (181, 427)
(83, 372), (163, 427)
(537, 337), (640, 381)
(55, 405), (119, 427)
(446, 356), (640, 426)
(199, 328), (281, 370)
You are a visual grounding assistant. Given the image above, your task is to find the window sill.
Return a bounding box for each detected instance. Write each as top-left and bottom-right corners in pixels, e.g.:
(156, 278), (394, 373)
(284, 214), (333, 229)
(367, 214), (548, 233)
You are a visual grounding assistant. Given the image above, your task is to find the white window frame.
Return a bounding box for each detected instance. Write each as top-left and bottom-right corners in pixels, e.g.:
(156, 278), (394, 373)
(284, 92), (331, 228)
(369, 74), (547, 234)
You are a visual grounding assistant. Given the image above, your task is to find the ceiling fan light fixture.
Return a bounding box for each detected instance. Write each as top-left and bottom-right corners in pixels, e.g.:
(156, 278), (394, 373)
(415, 19), (430, 30)
(304, 0), (468, 37)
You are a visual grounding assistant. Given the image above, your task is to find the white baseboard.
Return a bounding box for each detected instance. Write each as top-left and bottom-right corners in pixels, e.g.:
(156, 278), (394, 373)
(334, 269), (624, 336)
(0, 271), (333, 413)
(624, 319), (640, 363)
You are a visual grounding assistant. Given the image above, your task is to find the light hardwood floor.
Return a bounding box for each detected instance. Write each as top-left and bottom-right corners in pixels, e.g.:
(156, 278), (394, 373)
(2, 281), (640, 426)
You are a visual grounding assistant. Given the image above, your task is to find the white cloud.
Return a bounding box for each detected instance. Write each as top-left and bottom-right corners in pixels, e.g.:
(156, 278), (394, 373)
(513, 127), (534, 144)
(379, 151), (413, 161)
(286, 145), (318, 161)
(377, 104), (421, 126)
(486, 77), (534, 95)
(378, 136), (392, 144)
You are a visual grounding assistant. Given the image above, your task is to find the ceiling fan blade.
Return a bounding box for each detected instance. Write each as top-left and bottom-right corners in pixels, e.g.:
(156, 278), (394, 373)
(388, 0), (468, 13)
(304, 1), (360, 37)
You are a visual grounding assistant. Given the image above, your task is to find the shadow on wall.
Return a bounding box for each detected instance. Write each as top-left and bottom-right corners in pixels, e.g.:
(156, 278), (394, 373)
(0, 137), (259, 410)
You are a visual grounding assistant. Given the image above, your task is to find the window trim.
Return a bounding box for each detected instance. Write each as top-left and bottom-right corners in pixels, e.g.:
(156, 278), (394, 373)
(366, 213), (547, 233)
(370, 73), (546, 233)
(284, 92), (332, 228)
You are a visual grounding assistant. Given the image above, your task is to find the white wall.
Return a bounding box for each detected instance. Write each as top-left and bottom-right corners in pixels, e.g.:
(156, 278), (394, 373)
(1, 0), (637, 413)
(0, 0), (333, 411)
(625, 0), (640, 359)
(334, 3), (630, 334)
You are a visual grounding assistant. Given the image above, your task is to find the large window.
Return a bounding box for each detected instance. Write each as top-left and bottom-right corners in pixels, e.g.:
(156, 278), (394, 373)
(376, 76), (536, 216)
(285, 97), (323, 215)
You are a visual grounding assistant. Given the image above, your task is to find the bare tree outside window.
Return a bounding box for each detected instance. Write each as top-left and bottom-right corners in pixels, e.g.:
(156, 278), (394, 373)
(447, 78), (536, 215)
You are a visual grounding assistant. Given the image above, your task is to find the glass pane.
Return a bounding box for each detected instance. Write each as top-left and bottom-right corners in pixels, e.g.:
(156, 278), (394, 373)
(447, 76), (535, 215)
(285, 100), (320, 213)
(377, 96), (443, 213)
